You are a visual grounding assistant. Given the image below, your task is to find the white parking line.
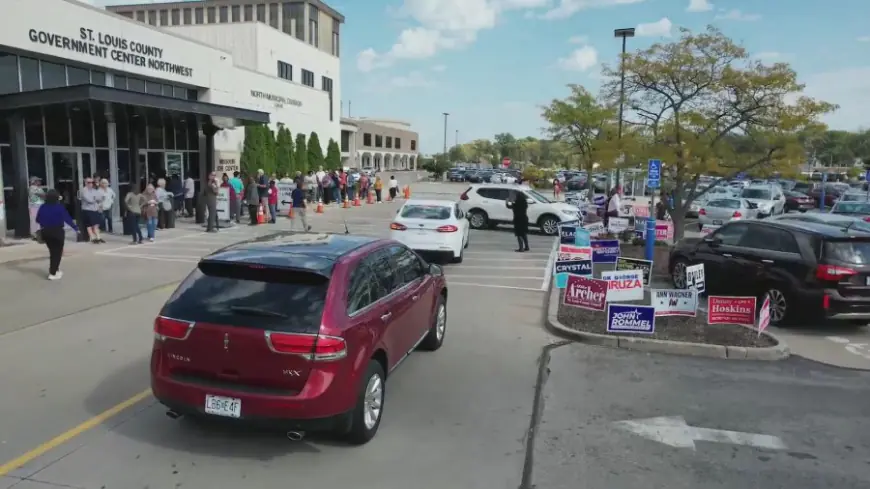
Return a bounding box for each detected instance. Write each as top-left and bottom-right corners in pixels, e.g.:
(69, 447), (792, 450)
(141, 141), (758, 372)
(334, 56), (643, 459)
(542, 240), (558, 291)
(447, 282), (544, 292)
(445, 274), (544, 280)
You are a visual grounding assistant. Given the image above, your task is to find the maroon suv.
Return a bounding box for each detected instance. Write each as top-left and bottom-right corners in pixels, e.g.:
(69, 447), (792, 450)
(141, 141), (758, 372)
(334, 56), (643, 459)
(151, 233), (448, 444)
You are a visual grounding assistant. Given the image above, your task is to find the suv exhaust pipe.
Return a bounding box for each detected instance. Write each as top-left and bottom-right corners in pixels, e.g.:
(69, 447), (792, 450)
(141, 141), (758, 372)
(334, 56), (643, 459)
(165, 410), (183, 420)
(286, 431), (305, 441)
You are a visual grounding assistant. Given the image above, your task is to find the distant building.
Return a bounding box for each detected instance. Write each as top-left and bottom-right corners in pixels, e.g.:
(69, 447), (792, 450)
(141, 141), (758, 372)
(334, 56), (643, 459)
(341, 118), (419, 171)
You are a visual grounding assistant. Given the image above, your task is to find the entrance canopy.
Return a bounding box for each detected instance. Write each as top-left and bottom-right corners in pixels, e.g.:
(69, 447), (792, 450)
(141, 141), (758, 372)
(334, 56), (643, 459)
(0, 84), (269, 126)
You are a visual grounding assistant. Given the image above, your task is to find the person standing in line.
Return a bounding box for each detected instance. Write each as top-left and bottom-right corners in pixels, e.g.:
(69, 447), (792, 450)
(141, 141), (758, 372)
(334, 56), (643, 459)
(142, 184), (159, 242)
(35, 189), (78, 280)
(320, 171), (333, 205)
(155, 178), (171, 230)
(204, 172), (219, 233)
(230, 171), (244, 222)
(256, 169), (269, 207)
(80, 177), (106, 243)
(290, 181), (312, 232)
(28, 177), (45, 241)
(388, 175), (399, 200)
(244, 176), (260, 225)
(315, 166), (326, 202)
(124, 185), (144, 245)
(339, 170), (348, 202)
(167, 174), (184, 218)
(359, 172), (369, 201)
(268, 179), (279, 223)
(374, 175), (383, 203)
(221, 173), (238, 223)
(305, 171), (317, 203)
(507, 190), (530, 252)
(331, 171), (341, 204)
(183, 174), (196, 217)
(99, 179), (116, 234)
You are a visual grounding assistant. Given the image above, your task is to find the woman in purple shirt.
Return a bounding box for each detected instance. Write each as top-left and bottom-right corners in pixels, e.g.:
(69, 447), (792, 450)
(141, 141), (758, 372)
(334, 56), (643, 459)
(35, 189), (78, 280)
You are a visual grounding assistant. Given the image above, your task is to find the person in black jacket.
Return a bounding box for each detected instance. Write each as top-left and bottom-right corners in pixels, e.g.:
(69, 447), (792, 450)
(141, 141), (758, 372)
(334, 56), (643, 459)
(507, 190), (530, 252)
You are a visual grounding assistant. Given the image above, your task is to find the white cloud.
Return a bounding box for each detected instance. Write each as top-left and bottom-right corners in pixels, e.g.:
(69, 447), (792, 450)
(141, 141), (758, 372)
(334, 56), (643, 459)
(557, 46), (598, 71)
(431, 64), (447, 71)
(540, 0), (645, 21)
(568, 35), (589, 44)
(714, 9), (761, 21)
(636, 18), (673, 37)
(802, 68), (870, 131)
(686, 0), (713, 12)
(858, 36), (870, 42)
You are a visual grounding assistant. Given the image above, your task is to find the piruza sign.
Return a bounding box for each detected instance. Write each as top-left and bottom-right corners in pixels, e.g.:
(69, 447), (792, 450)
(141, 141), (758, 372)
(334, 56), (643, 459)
(600, 269), (644, 302)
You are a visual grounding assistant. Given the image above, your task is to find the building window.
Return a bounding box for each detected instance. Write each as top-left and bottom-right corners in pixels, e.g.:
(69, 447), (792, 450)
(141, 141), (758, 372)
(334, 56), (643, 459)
(281, 2), (292, 35)
(308, 5), (319, 47)
(159, 9), (168, 25)
(127, 77), (145, 92)
(207, 7), (216, 23)
(231, 5), (240, 21)
(321, 76), (333, 121)
(332, 19), (340, 56)
(269, 3), (279, 28)
(278, 61), (292, 81)
(386, 136), (392, 149)
(118, 11), (133, 19)
(171, 9), (180, 25)
(341, 131), (350, 152)
(256, 4), (266, 22)
(244, 4), (253, 21)
(411, 140), (417, 151)
(219, 6), (228, 22)
(195, 7), (204, 23)
(0, 53), (18, 94)
(91, 70), (106, 86)
(375, 135), (383, 148)
(114, 75), (127, 90)
(183, 8), (192, 24)
(68, 66), (89, 85)
(41, 61), (66, 89)
(395, 138), (401, 149)
(136, 11), (145, 22)
(148, 10), (157, 25)
(301, 69), (314, 87)
(363, 133), (372, 146)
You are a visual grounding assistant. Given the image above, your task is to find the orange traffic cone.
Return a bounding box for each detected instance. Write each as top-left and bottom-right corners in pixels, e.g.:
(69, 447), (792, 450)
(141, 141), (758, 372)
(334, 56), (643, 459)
(257, 204), (266, 224)
(288, 207), (294, 219)
(403, 185), (411, 199)
(342, 198), (350, 209)
(315, 200), (324, 213)
(366, 190), (375, 204)
(353, 195), (361, 206)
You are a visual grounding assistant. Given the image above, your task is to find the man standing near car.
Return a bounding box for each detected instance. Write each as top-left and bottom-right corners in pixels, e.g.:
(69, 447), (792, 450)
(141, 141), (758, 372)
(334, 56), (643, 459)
(257, 169), (269, 207)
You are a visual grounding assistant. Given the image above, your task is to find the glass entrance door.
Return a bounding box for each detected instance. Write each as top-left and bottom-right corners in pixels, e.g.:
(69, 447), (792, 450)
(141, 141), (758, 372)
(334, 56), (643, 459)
(166, 152), (183, 180)
(50, 151), (81, 213)
(139, 151), (170, 188)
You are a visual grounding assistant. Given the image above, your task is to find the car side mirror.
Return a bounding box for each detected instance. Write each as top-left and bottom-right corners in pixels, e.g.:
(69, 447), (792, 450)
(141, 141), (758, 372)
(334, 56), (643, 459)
(428, 263), (442, 275)
(527, 199), (536, 204)
(703, 236), (721, 247)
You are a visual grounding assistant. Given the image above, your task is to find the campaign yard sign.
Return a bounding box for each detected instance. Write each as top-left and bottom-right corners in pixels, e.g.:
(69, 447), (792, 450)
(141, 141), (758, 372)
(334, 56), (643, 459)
(615, 257), (652, 286)
(560, 226), (576, 245)
(591, 239), (620, 264)
(655, 221), (674, 241)
(574, 227), (591, 246)
(707, 296), (757, 326)
(558, 219), (581, 228)
(558, 245), (592, 261)
(556, 259), (592, 275)
(582, 222), (606, 238)
(608, 217), (630, 233)
(600, 269), (644, 302)
(607, 305), (656, 334)
(562, 275), (608, 311)
(757, 295), (771, 333)
(685, 263), (705, 293)
(652, 289), (698, 317)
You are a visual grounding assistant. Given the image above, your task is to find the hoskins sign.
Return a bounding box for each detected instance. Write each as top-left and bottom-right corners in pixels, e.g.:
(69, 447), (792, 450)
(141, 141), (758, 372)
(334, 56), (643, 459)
(27, 28), (194, 77)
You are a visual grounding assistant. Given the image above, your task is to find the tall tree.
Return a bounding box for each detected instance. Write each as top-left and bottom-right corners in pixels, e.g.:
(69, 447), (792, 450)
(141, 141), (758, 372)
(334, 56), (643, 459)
(493, 133), (518, 161)
(448, 144), (469, 163)
(602, 26), (836, 238)
(307, 132), (324, 172)
(240, 124), (267, 176)
(275, 126), (295, 176)
(326, 138), (342, 170)
(294, 133), (307, 173)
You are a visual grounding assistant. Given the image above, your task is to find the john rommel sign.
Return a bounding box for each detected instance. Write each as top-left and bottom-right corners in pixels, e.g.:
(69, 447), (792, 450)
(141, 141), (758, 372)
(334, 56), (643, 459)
(251, 90), (302, 108)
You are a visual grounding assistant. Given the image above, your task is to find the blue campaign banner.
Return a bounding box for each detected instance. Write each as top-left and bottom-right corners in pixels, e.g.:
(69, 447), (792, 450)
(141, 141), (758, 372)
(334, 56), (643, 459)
(607, 304), (656, 334)
(555, 273), (569, 288)
(555, 259), (592, 276)
(591, 239), (620, 263)
(574, 228), (591, 247)
(560, 226), (576, 245)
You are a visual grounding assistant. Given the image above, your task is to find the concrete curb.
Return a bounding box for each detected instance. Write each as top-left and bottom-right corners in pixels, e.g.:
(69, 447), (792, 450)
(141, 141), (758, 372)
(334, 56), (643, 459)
(544, 277), (790, 361)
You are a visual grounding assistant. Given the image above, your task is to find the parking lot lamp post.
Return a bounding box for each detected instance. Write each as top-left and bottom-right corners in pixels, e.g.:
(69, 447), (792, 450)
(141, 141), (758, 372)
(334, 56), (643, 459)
(614, 28), (635, 191)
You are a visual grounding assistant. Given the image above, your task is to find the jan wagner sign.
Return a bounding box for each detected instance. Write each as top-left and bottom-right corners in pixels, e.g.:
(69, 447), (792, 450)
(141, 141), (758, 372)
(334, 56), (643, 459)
(27, 28), (194, 77)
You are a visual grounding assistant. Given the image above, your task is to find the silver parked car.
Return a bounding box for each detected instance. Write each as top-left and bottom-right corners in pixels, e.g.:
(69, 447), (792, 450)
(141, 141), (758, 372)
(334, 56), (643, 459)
(697, 198), (758, 229)
(740, 185), (786, 217)
(836, 191), (869, 203)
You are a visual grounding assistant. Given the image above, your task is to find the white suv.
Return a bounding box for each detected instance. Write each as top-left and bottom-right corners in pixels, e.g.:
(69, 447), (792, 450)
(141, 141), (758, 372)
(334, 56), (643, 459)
(459, 184), (581, 235)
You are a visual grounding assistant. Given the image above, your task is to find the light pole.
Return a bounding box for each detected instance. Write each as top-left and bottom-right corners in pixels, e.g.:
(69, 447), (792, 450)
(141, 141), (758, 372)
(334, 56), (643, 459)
(442, 112), (449, 161)
(455, 129), (459, 147)
(614, 27), (635, 191)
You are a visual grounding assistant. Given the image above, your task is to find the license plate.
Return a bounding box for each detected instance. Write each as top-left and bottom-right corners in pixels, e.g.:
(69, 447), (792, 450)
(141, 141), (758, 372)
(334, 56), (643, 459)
(204, 395), (241, 418)
(712, 220), (723, 225)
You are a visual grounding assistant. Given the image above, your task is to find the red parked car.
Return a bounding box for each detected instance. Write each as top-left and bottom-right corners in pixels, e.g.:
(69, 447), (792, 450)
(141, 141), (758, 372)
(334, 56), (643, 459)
(783, 190), (815, 212)
(151, 233), (448, 444)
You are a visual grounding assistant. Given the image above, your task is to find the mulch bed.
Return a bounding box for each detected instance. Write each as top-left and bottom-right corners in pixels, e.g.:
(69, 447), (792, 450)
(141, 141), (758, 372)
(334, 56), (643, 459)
(555, 268), (777, 348)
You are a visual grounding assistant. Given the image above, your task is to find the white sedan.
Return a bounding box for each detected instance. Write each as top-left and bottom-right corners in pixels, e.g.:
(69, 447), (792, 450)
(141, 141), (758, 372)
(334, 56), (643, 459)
(390, 200), (470, 263)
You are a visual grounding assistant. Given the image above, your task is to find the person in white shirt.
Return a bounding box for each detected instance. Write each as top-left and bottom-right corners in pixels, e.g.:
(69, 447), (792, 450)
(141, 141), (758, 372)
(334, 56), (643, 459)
(388, 175), (400, 200)
(98, 179), (116, 234)
(314, 167), (326, 202)
(605, 186), (621, 227)
(183, 176), (196, 217)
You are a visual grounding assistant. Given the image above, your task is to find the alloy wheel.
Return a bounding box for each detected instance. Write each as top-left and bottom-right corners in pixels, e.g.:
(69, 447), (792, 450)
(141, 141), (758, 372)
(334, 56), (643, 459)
(362, 374), (384, 430)
(672, 262), (687, 289)
(542, 218), (558, 235)
(766, 289), (788, 323)
(436, 304), (447, 341)
(469, 212), (486, 229)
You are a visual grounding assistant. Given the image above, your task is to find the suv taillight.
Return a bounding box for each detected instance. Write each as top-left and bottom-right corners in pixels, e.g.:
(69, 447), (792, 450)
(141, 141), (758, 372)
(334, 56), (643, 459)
(154, 316), (193, 341)
(460, 188), (471, 200)
(732, 211), (742, 218)
(815, 264), (857, 281)
(265, 332), (347, 361)
(437, 225), (458, 232)
(699, 209), (706, 215)
(390, 222), (407, 230)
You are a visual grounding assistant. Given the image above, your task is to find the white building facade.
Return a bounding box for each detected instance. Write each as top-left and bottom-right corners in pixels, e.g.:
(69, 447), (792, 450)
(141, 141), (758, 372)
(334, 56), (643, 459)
(0, 0), (342, 237)
(341, 118), (419, 171)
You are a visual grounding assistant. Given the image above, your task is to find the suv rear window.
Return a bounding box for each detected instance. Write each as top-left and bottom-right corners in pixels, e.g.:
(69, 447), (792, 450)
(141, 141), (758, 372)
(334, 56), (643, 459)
(161, 262), (328, 333)
(823, 240), (870, 265)
(400, 205), (451, 219)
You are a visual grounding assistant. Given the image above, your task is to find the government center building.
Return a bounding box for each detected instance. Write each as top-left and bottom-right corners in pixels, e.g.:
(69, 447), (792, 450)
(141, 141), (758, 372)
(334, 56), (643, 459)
(0, 0), (343, 237)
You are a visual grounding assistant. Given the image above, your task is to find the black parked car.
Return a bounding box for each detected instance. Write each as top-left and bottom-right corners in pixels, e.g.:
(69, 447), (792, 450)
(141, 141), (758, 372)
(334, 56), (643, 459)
(448, 169), (466, 182)
(668, 219), (870, 326)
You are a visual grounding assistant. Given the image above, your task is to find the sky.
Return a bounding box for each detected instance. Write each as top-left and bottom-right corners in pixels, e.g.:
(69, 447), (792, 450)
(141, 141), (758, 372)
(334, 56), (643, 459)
(87, 0), (870, 155)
